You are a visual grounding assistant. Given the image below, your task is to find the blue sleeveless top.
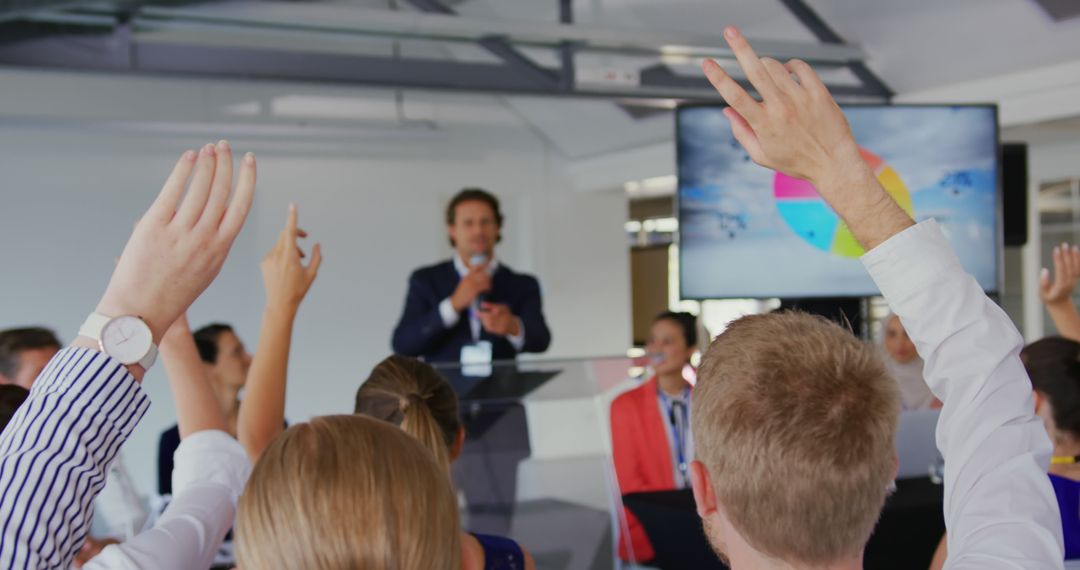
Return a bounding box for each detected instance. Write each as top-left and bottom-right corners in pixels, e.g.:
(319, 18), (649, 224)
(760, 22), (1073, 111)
(1049, 473), (1080, 560)
(472, 533), (526, 570)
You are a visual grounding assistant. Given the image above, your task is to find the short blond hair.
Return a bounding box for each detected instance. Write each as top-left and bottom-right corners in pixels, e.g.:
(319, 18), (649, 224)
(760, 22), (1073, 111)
(692, 312), (899, 564)
(235, 414), (462, 570)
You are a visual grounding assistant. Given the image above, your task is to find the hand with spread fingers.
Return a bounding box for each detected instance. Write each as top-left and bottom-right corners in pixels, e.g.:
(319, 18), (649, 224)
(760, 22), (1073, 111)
(1040, 243), (1080, 306)
(700, 27), (912, 251)
(93, 141), (256, 343)
(1040, 243), (1080, 341)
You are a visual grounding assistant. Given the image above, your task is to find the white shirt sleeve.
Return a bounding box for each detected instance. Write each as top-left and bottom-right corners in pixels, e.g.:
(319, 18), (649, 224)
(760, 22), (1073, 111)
(439, 297), (461, 329)
(862, 220), (1063, 569)
(506, 317), (526, 351)
(93, 456), (149, 540)
(83, 430), (251, 570)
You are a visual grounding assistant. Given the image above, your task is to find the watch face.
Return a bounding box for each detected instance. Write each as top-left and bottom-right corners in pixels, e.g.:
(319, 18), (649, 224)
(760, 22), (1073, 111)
(100, 316), (153, 365)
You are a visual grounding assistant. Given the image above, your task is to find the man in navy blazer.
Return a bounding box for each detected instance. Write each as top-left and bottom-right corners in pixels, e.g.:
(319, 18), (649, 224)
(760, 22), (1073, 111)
(392, 188), (551, 363)
(391, 188), (551, 537)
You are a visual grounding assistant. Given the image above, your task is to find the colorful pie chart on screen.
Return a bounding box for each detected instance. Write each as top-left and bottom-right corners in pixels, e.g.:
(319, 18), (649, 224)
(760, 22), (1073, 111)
(773, 148), (914, 258)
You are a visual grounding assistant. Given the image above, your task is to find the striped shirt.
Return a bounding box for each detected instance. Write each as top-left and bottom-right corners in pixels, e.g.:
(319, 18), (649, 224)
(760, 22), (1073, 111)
(0, 348), (150, 569)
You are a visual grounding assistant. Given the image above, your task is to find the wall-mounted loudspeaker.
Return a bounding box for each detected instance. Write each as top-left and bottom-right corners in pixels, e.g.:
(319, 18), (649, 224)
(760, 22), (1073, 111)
(1002, 143), (1028, 247)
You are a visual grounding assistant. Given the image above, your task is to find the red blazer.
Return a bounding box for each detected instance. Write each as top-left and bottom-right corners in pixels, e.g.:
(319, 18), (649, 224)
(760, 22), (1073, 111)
(610, 377), (677, 562)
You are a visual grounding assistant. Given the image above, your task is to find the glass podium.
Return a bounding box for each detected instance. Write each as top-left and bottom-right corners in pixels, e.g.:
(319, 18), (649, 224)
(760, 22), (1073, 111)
(432, 356), (640, 570)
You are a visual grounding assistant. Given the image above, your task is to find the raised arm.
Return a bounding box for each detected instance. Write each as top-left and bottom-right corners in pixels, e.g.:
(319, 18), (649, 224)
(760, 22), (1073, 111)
(237, 204), (321, 461)
(83, 314), (251, 570)
(1040, 244), (1080, 341)
(0, 141), (256, 569)
(702, 27), (1061, 569)
(161, 314), (227, 437)
(699, 29), (912, 250)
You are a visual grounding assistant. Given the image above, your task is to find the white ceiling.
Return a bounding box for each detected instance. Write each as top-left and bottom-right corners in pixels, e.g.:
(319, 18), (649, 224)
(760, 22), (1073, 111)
(21, 0), (1080, 183)
(809, 0), (1080, 92)
(433, 0), (1080, 164)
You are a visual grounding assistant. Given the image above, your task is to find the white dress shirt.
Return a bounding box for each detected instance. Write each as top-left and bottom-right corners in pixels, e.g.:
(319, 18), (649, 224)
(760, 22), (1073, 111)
(863, 220), (1063, 569)
(438, 254), (526, 350)
(85, 430), (251, 570)
(92, 456), (149, 541)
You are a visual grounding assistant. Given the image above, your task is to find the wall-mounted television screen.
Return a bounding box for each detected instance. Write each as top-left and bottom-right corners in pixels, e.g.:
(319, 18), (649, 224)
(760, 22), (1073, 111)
(677, 104), (1000, 299)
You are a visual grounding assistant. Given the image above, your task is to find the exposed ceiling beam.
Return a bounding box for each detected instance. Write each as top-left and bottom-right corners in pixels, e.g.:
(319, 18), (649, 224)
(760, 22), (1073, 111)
(124, 2), (865, 64)
(776, 0), (892, 99)
(0, 24), (704, 100)
(0, 19), (881, 103)
(402, 0), (562, 89)
(0, 1), (886, 104)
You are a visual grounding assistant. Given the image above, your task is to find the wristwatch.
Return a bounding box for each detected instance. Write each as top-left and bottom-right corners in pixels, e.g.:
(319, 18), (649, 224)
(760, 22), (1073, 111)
(78, 313), (158, 370)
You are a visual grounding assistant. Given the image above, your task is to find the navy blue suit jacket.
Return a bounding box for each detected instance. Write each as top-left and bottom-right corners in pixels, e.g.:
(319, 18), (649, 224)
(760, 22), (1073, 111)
(392, 260), (551, 363)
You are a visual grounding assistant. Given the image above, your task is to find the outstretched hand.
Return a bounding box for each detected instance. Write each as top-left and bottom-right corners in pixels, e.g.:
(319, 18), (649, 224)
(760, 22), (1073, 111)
(700, 27), (911, 250)
(1040, 243), (1080, 306)
(261, 204), (322, 315)
(94, 141), (256, 342)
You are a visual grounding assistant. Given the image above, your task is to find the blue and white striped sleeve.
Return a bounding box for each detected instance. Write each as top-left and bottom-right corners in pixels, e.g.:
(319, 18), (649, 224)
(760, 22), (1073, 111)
(0, 347), (151, 570)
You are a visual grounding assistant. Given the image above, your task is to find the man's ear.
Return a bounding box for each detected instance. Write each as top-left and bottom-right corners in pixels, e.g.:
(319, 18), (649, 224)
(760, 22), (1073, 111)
(690, 459), (717, 519)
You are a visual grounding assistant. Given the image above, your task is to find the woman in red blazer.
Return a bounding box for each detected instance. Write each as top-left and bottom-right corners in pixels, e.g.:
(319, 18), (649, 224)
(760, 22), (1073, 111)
(610, 311), (698, 563)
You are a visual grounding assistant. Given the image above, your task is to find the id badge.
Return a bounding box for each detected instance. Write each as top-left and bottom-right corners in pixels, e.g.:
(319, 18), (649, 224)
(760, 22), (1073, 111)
(461, 340), (493, 378)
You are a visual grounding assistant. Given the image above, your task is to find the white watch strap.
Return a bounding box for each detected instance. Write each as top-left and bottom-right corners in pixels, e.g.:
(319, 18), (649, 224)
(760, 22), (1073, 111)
(79, 313), (158, 370)
(78, 313), (111, 340)
(138, 343), (159, 370)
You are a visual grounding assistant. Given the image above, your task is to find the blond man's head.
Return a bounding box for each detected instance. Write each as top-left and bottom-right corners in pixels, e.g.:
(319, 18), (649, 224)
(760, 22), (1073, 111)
(690, 311), (900, 566)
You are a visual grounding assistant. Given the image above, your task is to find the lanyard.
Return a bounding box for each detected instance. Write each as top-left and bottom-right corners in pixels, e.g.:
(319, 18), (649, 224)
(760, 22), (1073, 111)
(659, 388), (691, 480)
(467, 301), (482, 342)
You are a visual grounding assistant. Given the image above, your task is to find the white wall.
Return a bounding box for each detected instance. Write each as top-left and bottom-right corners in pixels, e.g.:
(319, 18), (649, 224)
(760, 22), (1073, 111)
(0, 68), (631, 497)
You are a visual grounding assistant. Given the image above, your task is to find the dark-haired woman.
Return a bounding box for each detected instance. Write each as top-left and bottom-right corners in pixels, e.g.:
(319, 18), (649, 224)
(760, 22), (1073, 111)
(1022, 337), (1080, 560)
(930, 335), (1080, 569)
(610, 311), (698, 564)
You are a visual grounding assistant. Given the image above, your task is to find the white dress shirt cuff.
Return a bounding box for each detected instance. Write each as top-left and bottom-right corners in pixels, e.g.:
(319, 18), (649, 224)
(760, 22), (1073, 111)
(171, 430), (252, 500)
(860, 219), (961, 304)
(439, 297), (461, 329)
(506, 317), (526, 351)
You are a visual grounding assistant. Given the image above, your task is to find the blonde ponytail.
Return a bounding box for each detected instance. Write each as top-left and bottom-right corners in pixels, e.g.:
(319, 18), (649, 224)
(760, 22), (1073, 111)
(355, 355), (462, 470)
(400, 391), (452, 469)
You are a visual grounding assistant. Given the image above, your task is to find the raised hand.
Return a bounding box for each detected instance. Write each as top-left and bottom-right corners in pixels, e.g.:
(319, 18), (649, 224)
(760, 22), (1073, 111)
(94, 141), (256, 342)
(261, 204), (322, 315)
(700, 27), (911, 250)
(240, 204), (321, 461)
(1039, 243), (1080, 306)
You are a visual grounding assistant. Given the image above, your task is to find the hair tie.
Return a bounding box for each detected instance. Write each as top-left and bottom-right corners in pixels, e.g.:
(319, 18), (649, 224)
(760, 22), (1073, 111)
(401, 393), (426, 412)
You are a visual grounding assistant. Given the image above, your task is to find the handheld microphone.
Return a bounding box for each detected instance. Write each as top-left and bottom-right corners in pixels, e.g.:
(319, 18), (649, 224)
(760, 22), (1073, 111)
(470, 253), (491, 307)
